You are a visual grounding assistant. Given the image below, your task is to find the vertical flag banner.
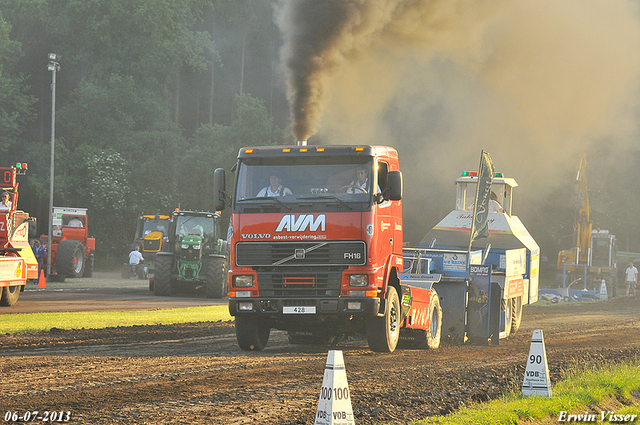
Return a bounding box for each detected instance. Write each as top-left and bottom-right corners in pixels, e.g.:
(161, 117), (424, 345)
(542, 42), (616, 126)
(469, 150), (495, 248)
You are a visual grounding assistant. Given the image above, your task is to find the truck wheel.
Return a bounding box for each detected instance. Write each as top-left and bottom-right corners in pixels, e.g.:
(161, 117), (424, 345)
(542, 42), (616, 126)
(366, 286), (400, 353)
(0, 285), (21, 306)
(235, 315), (270, 351)
(510, 296), (523, 334)
(426, 292), (442, 349)
(205, 257), (227, 299)
(502, 298), (512, 338)
(154, 255), (173, 296)
(56, 240), (85, 278)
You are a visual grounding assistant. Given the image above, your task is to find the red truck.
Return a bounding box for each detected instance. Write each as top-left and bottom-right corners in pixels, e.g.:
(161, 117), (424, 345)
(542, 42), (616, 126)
(0, 164), (39, 306)
(213, 145), (442, 352)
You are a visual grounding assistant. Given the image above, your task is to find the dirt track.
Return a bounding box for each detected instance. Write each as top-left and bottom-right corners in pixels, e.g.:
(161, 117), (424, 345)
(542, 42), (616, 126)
(2, 275), (640, 424)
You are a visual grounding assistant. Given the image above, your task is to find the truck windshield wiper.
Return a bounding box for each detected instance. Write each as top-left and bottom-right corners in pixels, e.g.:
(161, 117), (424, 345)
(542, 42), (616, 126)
(297, 195), (353, 210)
(237, 196), (292, 210)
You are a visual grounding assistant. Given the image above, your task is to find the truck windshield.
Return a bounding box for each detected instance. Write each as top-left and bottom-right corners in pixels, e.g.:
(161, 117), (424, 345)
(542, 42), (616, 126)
(234, 157), (375, 211)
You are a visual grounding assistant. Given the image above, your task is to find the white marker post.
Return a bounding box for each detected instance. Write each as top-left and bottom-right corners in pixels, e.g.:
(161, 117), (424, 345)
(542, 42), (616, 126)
(599, 279), (608, 301)
(522, 329), (552, 397)
(315, 350), (355, 425)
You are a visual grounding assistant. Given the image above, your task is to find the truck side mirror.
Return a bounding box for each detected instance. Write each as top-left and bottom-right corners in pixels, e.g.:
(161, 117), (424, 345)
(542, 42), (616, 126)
(388, 171), (403, 201)
(213, 168), (226, 211)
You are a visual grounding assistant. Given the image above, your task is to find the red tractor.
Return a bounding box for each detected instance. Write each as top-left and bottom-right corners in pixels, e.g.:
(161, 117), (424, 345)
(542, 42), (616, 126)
(0, 163), (39, 306)
(41, 207), (95, 279)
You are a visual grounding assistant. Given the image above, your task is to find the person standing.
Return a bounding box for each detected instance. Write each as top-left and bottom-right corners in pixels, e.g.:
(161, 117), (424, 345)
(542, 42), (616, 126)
(624, 261), (638, 297)
(31, 239), (46, 284)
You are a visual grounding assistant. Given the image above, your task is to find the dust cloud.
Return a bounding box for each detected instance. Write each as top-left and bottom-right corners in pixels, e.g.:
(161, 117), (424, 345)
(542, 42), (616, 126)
(277, 0), (640, 253)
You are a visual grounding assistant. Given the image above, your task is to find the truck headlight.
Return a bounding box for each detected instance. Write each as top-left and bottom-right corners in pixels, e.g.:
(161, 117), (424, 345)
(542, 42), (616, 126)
(349, 274), (368, 287)
(233, 275), (254, 288)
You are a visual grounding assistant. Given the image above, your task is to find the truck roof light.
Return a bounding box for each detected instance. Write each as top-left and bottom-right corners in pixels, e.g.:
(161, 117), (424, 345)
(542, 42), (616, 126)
(283, 148), (291, 153)
(462, 171), (478, 177)
(316, 147), (325, 152)
(245, 149), (253, 154)
(494, 172), (504, 177)
(300, 148), (308, 152)
(355, 147), (364, 151)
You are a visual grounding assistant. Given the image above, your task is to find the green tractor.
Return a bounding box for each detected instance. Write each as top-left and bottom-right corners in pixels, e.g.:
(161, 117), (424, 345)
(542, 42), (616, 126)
(153, 210), (228, 298)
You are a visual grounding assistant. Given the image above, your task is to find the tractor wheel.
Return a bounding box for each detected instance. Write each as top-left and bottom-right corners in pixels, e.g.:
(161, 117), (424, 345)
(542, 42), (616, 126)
(235, 315), (270, 351)
(205, 256), (227, 299)
(366, 286), (400, 353)
(154, 255), (173, 296)
(510, 296), (523, 335)
(425, 291), (442, 349)
(83, 255), (94, 277)
(0, 285), (21, 306)
(56, 240), (85, 278)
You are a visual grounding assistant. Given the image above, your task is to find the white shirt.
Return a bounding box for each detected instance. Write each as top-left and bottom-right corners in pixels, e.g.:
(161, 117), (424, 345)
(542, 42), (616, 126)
(129, 250), (144, 265)
(256, 185), (292, 197)
(626, 266), (638, 282)
(0, 200), (11, 211)
(347, 178), (369, 194)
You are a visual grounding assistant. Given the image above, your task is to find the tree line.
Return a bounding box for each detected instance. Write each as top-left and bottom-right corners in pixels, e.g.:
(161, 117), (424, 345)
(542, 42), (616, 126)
(0, 0), (289, 263)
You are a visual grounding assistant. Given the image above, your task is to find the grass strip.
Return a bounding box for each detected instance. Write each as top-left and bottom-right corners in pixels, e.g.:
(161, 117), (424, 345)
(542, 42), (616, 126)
(415, 361), (640, 424)
(0, 305), (233, 334)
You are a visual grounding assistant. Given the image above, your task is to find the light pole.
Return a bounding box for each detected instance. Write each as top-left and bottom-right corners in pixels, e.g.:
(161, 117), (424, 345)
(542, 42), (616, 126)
(47, 53), (60, 278)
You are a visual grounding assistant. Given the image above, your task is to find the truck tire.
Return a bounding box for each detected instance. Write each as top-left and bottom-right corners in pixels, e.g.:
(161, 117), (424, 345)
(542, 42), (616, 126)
(235, 315), (270, 351)
(502, 298), (512, 338)
(425, 292), (442, 349)
(510, 296), (523, 334)
(154, 254), (173, 296)
(205, 257), (227, 299)
(56, 240), (85, 278)
(0, 285), (21, 306)
(366, 286), (400, 353)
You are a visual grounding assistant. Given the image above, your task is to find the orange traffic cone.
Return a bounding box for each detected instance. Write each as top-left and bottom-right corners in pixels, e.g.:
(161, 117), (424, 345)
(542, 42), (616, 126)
(38, 269), (46, 289)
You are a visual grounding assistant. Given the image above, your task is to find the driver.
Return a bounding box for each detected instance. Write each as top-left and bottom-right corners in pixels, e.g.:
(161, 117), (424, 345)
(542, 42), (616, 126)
(256, 170), (292, 197)
(345, 166), (370, 194)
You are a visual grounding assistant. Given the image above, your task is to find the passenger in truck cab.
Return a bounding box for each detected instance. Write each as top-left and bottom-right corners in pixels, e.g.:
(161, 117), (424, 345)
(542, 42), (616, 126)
(0, 191), (11, 212)
(256, 170), (292, 197)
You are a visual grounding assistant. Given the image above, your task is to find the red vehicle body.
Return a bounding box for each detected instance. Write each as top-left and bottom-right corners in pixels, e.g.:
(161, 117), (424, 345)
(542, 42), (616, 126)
(214, 145), (441, 352)
(41, 207), (95, 278)
(0, 164), (38, 306)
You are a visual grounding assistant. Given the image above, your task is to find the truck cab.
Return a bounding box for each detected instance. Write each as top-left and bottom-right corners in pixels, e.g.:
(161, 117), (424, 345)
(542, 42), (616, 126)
(214, 145), (407, 352)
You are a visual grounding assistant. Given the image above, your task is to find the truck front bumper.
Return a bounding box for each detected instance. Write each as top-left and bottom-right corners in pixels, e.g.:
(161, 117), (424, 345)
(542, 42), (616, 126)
(229, 297), (381, 317)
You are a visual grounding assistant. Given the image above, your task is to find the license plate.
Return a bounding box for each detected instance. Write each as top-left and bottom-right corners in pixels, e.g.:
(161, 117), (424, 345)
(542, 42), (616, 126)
(283, 306), (316, 314)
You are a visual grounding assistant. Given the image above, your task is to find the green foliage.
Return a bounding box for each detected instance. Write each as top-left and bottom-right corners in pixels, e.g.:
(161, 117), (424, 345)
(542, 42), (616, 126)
(0, 12), (35, 157)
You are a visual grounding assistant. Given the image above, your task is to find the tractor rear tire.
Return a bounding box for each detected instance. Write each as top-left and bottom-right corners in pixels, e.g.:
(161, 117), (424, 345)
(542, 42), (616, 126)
(205, 256), (227, 299)
(154, 255), (173, 296)
(235, 315), (270, 351)
(83, 255), (94, 277)
(366, 286), (401, 353)
(56, 240), (85, 278)
(0, 285), (21, 306)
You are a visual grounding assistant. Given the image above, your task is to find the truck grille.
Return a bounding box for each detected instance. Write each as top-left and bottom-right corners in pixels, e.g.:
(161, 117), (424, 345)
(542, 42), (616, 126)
(255, 267), (345, 297)
(236, 241), (366, 267)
